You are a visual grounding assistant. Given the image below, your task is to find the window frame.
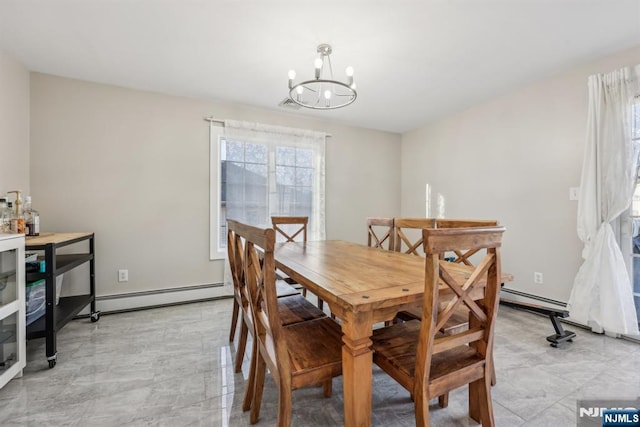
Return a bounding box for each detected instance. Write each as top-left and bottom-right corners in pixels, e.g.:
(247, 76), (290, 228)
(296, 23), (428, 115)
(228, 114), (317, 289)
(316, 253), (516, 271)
(210, 128), (325, 260)
(209, 134), (226, 260)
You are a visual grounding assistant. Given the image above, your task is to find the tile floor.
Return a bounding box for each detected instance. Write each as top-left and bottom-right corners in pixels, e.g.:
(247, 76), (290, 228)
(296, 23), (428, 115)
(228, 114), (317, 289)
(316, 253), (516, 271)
(0, 298), (638, 426)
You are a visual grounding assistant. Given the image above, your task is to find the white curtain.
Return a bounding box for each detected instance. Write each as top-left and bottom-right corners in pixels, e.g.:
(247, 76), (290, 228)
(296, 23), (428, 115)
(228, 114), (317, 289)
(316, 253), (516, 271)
(567, 66), (640, 336)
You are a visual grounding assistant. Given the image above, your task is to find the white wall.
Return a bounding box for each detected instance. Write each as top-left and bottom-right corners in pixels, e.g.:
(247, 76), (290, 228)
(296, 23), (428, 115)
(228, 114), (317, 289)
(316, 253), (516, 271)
(0, 50), (30, 197)
(401, 45), (640, 303)
(29, 73), (401, 299)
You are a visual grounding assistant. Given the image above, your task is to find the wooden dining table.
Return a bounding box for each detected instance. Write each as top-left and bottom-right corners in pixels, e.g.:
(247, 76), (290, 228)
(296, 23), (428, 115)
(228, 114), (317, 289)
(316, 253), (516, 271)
(274, 239), (513, 427)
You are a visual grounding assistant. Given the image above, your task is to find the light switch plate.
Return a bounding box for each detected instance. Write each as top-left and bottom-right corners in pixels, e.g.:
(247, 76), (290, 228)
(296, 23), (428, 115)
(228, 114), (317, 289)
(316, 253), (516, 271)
(569, 187), (579, 201)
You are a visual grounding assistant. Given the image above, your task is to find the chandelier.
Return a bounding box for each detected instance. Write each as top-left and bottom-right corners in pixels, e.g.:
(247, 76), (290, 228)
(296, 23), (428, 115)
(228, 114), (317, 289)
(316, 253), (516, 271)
(287, 44), (357, 110)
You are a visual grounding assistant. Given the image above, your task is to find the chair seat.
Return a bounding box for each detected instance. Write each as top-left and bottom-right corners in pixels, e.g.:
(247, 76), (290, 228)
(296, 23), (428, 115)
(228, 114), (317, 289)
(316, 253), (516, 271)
(283, 317), (343, 387)
(278, 294), (326, 326)
(372, 320), (483, 389)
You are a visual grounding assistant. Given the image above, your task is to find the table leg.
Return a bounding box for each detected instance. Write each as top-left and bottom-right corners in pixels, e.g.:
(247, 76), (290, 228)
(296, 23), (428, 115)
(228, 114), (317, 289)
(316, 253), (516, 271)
(341, 311), (373, 427)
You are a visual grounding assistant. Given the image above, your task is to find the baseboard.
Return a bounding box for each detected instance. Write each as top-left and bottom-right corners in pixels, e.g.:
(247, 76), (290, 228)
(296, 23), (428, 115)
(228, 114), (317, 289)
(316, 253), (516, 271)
(78, 283), (233, 315)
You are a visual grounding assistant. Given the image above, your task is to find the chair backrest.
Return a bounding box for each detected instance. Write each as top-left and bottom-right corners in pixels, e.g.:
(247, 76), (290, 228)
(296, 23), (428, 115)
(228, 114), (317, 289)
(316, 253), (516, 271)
(393, 218), (436, 256)
(435, 219), (499, 229)
(416, 226), (505, 395)
(227, 221), (247, 306)
(435, 219), (499, 266)
(271, 216), (308, 243)
(228, 219), (291, 385)
(366, 217), (395, 250)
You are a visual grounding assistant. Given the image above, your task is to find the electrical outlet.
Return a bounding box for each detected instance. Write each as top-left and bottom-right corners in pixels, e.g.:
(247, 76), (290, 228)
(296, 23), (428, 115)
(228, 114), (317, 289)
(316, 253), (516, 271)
(118, 269), (129, 282)
(533, 272), (543, 284)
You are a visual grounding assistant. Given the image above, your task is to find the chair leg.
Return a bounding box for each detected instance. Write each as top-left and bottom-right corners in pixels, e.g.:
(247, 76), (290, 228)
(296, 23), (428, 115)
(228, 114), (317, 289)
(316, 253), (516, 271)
(323, 379), (332, 397)
(250, 355), (267, 425)
(490, 363), (496, 386)
(242, 337), (258, 412)
(318, 298), (324, 311)
(276, 382), (293, 427)
(469, 376), (494, 426)
(414, 388), (430, 427)
(229, 299), (240, 342)
(438, 393), (449, 408)
(234, 320), (248, 373)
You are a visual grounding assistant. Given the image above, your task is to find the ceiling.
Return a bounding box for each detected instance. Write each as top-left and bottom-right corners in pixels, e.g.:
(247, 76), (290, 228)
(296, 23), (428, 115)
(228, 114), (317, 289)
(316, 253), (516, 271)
(1, 1), (639, 133)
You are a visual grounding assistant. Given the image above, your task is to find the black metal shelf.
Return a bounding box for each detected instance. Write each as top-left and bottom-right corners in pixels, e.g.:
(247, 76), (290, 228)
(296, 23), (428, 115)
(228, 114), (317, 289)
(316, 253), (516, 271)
(26, 294), (93, 339)
(26, 253), (93, 282)
(25, 233), (98, 368)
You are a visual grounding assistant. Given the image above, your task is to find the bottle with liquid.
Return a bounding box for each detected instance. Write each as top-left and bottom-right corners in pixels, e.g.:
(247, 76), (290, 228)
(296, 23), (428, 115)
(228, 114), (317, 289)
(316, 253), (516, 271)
(24, 196), (40, 236)
(7, 190), (25, 234)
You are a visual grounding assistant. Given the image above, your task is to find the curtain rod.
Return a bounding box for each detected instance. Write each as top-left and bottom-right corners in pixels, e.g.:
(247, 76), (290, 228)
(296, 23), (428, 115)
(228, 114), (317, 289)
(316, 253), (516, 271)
(203, 116), (332, 137)
(204, 117), (225, 125)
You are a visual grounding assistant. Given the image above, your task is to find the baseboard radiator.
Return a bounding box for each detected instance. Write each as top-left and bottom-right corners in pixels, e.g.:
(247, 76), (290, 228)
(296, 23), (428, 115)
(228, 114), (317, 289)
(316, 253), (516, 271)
(500, 287), (640, 343)
(78, 283), (233, 315)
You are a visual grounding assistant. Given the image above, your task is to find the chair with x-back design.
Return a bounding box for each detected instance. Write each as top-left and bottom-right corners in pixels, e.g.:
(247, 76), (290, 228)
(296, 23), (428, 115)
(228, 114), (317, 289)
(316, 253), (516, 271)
(372, 226), (505, 426)
(233, 220), (343, 426)
(436, 219), (500, 265)
(271, 216), (326, 311)
(394, 218), (437, 256)
(394, 218), (501, 396)
(366, 217), (395, 250)
(227, 219), (325, 376)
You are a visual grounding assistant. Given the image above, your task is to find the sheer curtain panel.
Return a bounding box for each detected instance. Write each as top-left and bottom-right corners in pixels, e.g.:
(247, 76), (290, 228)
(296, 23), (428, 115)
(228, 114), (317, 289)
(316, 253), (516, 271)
(568, 66), (640, 336)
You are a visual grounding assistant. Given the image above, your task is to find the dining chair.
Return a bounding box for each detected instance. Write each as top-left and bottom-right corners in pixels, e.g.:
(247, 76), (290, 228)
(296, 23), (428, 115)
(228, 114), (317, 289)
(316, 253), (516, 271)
(271, 216), (325, 311)
(235, 220), (343, 426)
(371, 226), (505, 426)
(366, 217), (395, 250)
(394, 218), (437, 256)
(398, 218), (501, 392)
(393, 218), (466, 332)
(366, 217), (398, 326)
(227, 220), (326, 375)
(436, 219), (499, 265)
(228, 218), (300, 345)
(229, 271), (299, 348)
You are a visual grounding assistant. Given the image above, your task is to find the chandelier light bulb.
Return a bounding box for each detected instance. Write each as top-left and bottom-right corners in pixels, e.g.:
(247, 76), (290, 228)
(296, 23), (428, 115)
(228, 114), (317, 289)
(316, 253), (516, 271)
(345, 66), (354, 77)
(296, 86), (304, 94)
(288, 69), (296, 89)
(314, 58), (323, 79)
(324, 90), (332, 99)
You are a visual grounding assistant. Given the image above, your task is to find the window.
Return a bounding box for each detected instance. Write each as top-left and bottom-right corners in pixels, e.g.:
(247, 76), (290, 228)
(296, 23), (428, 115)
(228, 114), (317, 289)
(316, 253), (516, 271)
(209, 121), (326, 259)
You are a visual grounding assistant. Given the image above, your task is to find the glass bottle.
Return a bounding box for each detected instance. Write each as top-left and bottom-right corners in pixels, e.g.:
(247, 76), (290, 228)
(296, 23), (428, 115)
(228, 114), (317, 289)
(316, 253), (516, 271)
(7, 191), (25, 234)
(24, 196), (40, 236)
(6, 201), (18, 233)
